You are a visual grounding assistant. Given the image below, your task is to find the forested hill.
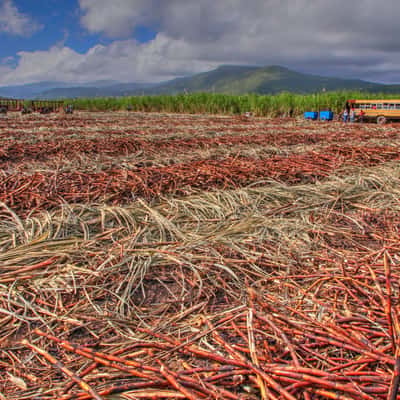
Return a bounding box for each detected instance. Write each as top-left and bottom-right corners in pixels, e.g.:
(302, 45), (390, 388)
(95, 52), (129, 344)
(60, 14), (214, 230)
(139, 65), (394, 95)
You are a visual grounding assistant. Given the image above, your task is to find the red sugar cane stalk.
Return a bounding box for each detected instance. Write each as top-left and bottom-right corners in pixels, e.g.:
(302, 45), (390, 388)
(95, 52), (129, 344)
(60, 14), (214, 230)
(388, 347), (400, 400)
(157, 359), (203, 400)
(384, 251), (396, 354)
(33, 329), (159, 375)
(21, 339), (103, 400)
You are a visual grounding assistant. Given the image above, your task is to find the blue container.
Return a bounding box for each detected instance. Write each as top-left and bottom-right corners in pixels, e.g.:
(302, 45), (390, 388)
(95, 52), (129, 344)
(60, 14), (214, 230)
(304, 111), (318, 120)
(319, 111), (334, 121)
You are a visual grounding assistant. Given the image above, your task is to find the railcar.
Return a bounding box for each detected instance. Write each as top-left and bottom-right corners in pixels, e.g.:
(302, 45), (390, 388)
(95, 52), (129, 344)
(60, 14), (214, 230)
(0, 98), (24, 112)
(0, 98), (64, 114)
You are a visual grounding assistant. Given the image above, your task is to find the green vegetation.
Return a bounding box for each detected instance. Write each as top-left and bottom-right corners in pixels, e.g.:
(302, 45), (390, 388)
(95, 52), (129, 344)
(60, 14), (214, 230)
(68, 91), (400, 116)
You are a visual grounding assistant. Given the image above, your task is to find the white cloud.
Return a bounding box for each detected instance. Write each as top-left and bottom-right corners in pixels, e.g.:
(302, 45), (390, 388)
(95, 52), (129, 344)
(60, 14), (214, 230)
(79, 0), (156, 37)
(76, 0), (400, 83)
(2, 0), (400, 84)
(0, 64), (12, 78)
(0, 36), (219, 85)
(77, 0), (400, 47)
(0, 0), (41, 36)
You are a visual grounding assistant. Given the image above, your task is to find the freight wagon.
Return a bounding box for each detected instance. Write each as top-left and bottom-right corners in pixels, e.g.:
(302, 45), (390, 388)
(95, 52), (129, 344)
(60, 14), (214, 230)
(0, 98), (64, 114)
(0, 98), (24, 113)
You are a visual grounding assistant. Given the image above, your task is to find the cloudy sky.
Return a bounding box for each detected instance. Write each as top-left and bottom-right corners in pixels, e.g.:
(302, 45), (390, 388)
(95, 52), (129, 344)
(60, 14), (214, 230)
(1, 0), (400, 85)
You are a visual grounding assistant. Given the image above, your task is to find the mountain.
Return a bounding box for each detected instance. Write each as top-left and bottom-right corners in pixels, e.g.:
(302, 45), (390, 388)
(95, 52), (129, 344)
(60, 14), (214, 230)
(0, 80), (135, 99)
(39, 82), (155, 99)
(2, 65), (400, 99)
(139, 65), (397, 95)
(0, 82), (69, 99)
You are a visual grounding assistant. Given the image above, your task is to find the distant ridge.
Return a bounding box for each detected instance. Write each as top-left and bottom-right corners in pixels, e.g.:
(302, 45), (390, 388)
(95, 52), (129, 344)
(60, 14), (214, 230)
(38, 82), (155, 99)
(2, 65), (400, 99)
(141, 65), (395, 95)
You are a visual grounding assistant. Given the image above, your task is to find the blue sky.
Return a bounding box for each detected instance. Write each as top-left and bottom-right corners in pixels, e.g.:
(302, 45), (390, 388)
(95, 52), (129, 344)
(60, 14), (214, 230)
(0, 0), (155, 64)
(0, 0), (166, 84)
(1, 1), (94, 59)
(1, 0), (400, 85)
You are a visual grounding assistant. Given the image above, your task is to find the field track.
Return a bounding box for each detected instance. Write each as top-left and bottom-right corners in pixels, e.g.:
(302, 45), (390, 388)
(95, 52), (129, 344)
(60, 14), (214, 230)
(1, 111), (400, 399)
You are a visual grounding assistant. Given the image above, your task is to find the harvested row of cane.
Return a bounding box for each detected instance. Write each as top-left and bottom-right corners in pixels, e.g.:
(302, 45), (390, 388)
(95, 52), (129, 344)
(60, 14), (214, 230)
(1, 115), (396, 145)
(0, 118), (302, 144)
(2, 160), (398, 262)
(0, 113), (264, 140)
(7, 127), (400, 176)
(0, 133), (314, 165)
(0, 112), (392, 144)
(1, 144), (400, 216)
(0, 122), (290, 146)
(0, 112), (273, 130)
(2, 123), (400, 166)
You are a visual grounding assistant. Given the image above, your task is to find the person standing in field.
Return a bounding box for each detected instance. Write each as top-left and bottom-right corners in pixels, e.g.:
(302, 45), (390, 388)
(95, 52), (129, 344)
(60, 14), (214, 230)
(359, 109), (365, 123)
(350, 108), (355, 123)
(343, 109), (349, 122)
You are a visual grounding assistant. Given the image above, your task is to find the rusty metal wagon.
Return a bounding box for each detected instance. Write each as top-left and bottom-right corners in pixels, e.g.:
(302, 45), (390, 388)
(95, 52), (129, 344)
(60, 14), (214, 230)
(0, 98), (64, 114)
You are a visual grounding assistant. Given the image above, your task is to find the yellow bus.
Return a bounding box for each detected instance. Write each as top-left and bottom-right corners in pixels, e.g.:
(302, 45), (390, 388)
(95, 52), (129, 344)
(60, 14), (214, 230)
(347, 99), (400, 124)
